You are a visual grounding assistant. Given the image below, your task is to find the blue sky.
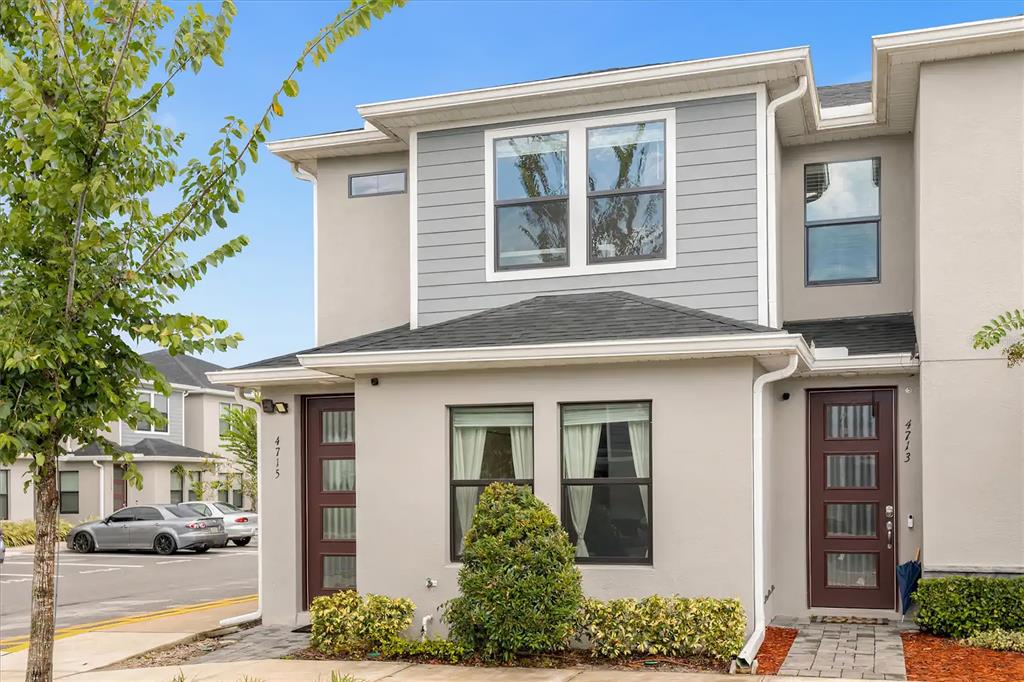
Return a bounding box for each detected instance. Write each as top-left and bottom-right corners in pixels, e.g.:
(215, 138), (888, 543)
(159, 0), (1022, 368)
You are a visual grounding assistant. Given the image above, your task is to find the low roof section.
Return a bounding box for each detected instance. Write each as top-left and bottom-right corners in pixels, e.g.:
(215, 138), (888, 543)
(70, 438), (212, 460)
(783, 313), (917, 356)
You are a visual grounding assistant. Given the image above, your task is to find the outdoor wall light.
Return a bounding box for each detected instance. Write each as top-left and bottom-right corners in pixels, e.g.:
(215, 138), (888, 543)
(273, 401), (289, 414)
(261, 399), (289, 414)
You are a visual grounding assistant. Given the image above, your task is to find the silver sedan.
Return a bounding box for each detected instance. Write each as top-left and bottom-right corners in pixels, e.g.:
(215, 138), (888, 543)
(178, 501), (258, 546)
(67, 504), (227, 555)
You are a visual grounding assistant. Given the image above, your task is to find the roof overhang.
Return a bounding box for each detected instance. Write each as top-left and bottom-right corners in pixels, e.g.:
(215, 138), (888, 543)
(797, 352), (919, 377)
(206, 365), (352, 389)
(265, 123), (406, 169)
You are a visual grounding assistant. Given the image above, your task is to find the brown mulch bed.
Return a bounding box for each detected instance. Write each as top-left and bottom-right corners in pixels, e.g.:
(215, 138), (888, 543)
(290, 646), (730, 673)
(757, 626), (798, 675)
(102, 621), (259, 670)
(902, 632), (1024, 682)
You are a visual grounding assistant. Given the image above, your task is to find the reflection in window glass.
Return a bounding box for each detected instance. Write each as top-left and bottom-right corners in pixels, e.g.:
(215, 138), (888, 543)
(322, 410), (354, 444)
(322, 507), (356, 540)
(827, 454), (877, 488)
(827, 503), (876, 537)
(323, 459), (356, 491)
(805, 159), (880, 222)
(826, 552), (878, 588)
(587, 121), (665, 191)
(59, 471), (79, 514)
(589, 192), (665, 262)
(0, 469), (9, 520)
(561, 402), (651, 562)
(323, 555), (356, 590)
(807, 222), (878, 284)
(496, 202), (568, 269)
(805, 158), (880, 284)
(495, 134), (568, 201)
(349, 171), (406, 197)
(826, 404), (876, 439)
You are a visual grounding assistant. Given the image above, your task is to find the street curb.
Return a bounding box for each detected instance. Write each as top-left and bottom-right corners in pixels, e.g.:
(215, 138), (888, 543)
(91, 620), (261, 673)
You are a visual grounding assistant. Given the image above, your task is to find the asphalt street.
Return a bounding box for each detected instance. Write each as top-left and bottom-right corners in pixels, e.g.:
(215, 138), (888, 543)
(0, 542), (257, 639)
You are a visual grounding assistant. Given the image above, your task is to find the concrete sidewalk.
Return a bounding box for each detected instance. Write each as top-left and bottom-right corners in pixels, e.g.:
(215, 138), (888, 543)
(0, 597), (256, 680)
(59, 659), (803, 681)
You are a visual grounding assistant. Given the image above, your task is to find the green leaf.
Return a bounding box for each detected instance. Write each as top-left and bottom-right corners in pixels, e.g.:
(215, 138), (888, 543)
(282, 78), (299, 97)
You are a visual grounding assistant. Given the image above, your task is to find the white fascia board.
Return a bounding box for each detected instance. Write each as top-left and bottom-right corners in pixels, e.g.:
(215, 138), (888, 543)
(266, 127), (407, 162)
(872, 15), (1024, 50)
(206, 366), (348, 388)
(800, 353), (919, 376)
(296, 333), (815, 375)
(357, 47), (810, 125)
(820, 103), (873, 119)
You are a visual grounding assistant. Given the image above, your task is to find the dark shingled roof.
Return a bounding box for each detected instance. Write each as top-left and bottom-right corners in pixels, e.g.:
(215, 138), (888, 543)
(783, 313), (917, 356)
(71, 438), (211, 459)
(143, 349), (225, 390)
(817, 81), (872, 107)
(235, 291), (778, 370)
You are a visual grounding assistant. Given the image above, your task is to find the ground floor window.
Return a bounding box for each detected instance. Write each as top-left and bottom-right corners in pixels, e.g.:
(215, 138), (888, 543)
(170, 471), (183, 504)
(188, 470), (202, 501)
(560, 401), (651, 563)
(0, 469), (9, 520)
(59, 470), (80, 514)
(231, 487), (243, 508)
(217, 487), (229, 503)
(450, 405), (534, 559)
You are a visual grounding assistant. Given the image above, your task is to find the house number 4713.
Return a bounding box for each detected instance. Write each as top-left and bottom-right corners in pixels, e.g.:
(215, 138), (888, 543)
(903, 419), (912, 463)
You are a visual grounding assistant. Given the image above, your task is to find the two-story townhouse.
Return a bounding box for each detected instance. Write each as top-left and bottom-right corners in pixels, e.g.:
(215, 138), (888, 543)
(208, 16), (1024, 665)
(0, 350), (247, 524)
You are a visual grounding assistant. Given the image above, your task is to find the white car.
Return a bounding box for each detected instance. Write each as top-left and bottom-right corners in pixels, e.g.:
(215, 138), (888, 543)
(178, 502), (257, 546)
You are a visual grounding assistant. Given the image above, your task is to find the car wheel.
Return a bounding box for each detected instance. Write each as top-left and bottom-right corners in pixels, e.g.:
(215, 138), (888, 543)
(154, 534), (177, 556)
(193, 546), (209, 554)
(231, 537), (251, 547)
(72, 532), (94, 554)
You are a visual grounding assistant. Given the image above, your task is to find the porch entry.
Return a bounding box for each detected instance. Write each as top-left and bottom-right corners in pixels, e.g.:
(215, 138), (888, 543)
(808, 389), (896, 609)
(113, 465), (128, 511)
(304, 396), (356, 603)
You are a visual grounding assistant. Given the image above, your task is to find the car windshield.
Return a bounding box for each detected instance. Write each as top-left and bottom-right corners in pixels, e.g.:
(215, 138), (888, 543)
(214, 503), (242, 513)
(163, 506), (198, 518)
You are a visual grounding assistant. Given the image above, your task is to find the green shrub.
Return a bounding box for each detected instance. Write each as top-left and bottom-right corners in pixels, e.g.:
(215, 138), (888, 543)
(962, 629), (1024, 652)
(310, 591), (415, 655)
(914, 576), (1024, 638)
(0, 519), (74, 546)
(580, 595), (746, 661)
(377, 637), (467, 663)
(444, 483), (583, 661)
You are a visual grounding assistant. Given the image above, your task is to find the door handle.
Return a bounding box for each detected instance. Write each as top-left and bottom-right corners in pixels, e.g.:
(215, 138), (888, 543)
(886, 520), (894, 549)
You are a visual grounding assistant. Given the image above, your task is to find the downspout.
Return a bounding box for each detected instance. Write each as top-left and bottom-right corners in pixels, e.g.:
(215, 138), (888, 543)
(291, 162), (319, 345)
(765, 76), (808, 328)
(219, 386), (264, 628)
(737, 353), (799, 669)
(91, 459), (105, 517)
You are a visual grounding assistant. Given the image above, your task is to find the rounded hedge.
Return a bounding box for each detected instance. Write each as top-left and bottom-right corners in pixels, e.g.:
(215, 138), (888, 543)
(443, 482), (582, 661)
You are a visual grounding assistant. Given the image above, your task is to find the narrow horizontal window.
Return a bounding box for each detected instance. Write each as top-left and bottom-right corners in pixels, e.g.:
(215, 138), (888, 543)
(805, 158), (880, 285)
(349, 170), (406, 197)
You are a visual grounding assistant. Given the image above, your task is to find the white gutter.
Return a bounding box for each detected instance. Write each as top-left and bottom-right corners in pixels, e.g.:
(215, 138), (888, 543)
(765, 76), (807, 328)
(219, 387), (264, 628)
(738, 353), (800, 668)
(291, 162), (319, 346)
(91, 460), (105, 517)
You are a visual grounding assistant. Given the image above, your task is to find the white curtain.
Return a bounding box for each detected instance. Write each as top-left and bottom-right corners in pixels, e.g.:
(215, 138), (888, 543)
(562, 423), (602, 557)
(510, 426), (533, 479)
(452, 426), (487, 554)
(627, 420), (650, 518)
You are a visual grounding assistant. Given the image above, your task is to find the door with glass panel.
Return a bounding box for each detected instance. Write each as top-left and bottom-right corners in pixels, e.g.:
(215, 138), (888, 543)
(808, 389), (895, 609)
(304, 396), (356, 602)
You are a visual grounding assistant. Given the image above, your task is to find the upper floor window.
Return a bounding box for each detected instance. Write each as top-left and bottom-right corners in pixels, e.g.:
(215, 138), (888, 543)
(349, 170), (406, 197)
(804, 158), (880, 285)
(219, 402), (238, 437)
(485, 110), (676, 281)
(136, 390), (169, 433)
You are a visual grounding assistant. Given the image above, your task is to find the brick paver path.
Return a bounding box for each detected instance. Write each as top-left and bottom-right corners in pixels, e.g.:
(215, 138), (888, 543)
(772, 618), (908, 679)
(195, 624), (310, 663)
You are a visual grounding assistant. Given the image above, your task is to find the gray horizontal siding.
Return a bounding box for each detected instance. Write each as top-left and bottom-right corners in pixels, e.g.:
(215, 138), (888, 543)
(417, 94), (759, 327)
(120, 391), (185, 448)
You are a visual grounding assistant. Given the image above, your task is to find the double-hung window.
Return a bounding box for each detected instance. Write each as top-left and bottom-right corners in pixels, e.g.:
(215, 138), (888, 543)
(486, 110), (675, 280)
(170, 471), (184, 504)
(0, 469), (9, 520)
(136, 390), (169, 433)
(804, 158), (881, 285)
(560, 401), (652, 563)
(449, 405), (534, 559)
(59, 471), (79, 514)
(219, 402), (236, 437)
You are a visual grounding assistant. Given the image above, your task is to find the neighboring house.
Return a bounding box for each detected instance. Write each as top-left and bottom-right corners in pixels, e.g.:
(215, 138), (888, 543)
(0, 350), (247, 523)
(208, 17), (1024, 663)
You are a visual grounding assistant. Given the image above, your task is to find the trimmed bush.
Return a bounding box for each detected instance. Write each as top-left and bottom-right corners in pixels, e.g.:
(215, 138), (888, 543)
(580, 595), (746, 661)
(962, 629), (1024, 652)
(310, 591), (415, 655)
(0, 519), (73, 546)
(377, 637), (467, 663)
(914, 576), (1024, 638)
(444, 483), (583, 661)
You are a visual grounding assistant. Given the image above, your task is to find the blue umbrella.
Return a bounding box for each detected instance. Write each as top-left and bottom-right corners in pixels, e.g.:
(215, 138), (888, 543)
(897, 548), (922, 619)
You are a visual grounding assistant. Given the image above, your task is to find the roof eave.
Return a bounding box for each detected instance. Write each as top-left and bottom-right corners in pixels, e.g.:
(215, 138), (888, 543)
(206, 366), (351, 388)
(799, 352), (920, 377)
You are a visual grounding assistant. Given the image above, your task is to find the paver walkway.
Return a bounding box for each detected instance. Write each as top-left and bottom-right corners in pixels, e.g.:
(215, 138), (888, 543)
(194, 624), (310, 663)
(772, 618), (908, 679)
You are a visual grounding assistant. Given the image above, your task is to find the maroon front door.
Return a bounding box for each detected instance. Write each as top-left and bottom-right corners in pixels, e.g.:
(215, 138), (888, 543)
(809, 389), (896, 609)
(113, 465), (128, 511)
(304, 396), (356, 604)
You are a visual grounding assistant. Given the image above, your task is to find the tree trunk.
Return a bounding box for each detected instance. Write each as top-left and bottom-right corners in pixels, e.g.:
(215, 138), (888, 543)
(26, 451), (59, 682)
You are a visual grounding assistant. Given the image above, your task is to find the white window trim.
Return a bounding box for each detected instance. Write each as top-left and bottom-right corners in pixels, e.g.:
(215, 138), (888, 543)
(135, 390), (169, 434)
(483, 108), (677, 282)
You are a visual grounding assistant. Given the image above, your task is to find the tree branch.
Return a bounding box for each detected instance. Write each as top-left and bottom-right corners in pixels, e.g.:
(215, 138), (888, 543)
(39, 0), (84, 101)
(109, 59), (190, 126)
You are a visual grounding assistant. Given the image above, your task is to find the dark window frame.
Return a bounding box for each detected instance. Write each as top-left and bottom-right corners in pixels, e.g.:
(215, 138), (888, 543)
(585, 120), (668, 266)
(804, 157), (882, 287)
(136, 389), (170, 434)
(492, 132), (571, 272)
(58, 470), (80, 514)
(170, 471), (183, 504)
(347, 169), (407, 198)
(0, 469), (9, 520)
(558, 399), (654, 565)
(448, 403), (535, 562)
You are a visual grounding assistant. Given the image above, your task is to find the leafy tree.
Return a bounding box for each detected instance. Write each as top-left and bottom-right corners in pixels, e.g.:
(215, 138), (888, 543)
(0, 0), (404, 677)
(219, 401), (258, 505)
(974, 310), (1024, 366)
